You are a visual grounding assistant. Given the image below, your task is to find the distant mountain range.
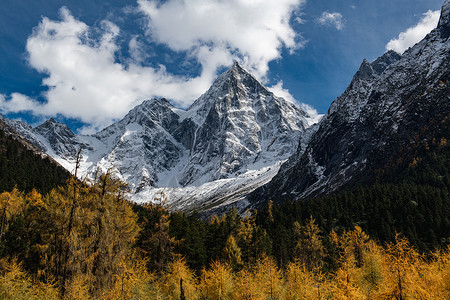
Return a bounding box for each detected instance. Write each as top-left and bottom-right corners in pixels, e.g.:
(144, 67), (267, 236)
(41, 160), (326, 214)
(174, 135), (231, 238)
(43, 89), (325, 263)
(2, 0), (449, 214)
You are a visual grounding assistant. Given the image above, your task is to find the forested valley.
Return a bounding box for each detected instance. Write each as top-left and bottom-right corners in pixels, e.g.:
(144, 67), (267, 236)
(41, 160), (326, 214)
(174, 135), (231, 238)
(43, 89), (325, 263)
(0, 115), (450, 299)
(0, 171), (448, 299)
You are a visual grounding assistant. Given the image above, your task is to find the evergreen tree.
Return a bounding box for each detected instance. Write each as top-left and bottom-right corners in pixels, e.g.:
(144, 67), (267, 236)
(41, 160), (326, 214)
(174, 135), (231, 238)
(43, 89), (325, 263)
(222, 235), (243, 271)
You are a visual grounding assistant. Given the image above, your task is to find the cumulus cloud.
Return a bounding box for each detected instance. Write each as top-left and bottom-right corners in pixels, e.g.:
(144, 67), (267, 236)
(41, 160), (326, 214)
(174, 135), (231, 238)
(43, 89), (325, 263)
(317, 12), (345, 30)
(269, 81), (323, 126)
(0, 7), (219, 131)
(269, 81), (296, 103)
(0, 93), (44, 114)
(386, 10), (440, 54)
(1, 2), (307, 131)
(137, 0), (306, 79)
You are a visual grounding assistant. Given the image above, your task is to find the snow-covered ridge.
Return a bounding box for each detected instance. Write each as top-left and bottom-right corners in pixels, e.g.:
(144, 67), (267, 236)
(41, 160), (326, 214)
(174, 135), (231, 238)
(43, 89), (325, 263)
(249, 0), (450, 205)
(5, 62), (315, 212)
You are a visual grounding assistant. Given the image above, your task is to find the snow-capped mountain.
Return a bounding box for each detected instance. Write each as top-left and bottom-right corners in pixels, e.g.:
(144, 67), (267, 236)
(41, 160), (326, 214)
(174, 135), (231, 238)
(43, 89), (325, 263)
(5, 62), (314, 211)
(249, 0), (450, 205)
(177, 62), (310, 186)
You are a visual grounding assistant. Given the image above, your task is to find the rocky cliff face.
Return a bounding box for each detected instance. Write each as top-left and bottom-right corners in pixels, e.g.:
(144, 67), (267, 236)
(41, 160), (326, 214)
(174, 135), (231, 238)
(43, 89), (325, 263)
(249, 1), (450, 205)
(178, 62), (310, 186)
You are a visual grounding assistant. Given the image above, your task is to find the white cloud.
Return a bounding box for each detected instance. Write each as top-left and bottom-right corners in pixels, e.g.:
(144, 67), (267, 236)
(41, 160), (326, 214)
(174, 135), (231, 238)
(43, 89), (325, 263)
(269, 81), (323, 126)
(1, 7), (218, 131)
(1, 2), (307, 131)
(137, 0), (305, 79)
(0, 93), (44, 114)
(386, 10), (440, 54)
(128, 36), (150, 63)
(269, 81), (296, 103)
(317, 12), (345, 30)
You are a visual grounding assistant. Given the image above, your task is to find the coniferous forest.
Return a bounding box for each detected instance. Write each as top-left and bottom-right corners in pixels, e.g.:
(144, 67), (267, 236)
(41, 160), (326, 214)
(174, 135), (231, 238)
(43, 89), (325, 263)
(0, 116), (449, 299)
(0, 129), (70, 194)
(0, 175), (449, 299)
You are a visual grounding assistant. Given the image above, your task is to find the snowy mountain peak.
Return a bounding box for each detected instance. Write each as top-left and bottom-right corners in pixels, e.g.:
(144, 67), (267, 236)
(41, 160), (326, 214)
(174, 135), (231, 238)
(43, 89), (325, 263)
(37, 118), (73, 134)
(440, 0), (450, 24)
(176, 61), (310, 187)
(185, 61), (277, 127)
(4, 61), (312, 212)
(209, 61), (268, 99)
(35, 118), (77, 144)
(371, 50), (402, 75)
(231, 60), (245, 72)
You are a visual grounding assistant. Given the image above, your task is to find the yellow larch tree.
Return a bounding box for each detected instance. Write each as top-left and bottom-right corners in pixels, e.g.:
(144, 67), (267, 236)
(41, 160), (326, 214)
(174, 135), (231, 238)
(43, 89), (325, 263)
(235, 210), (255, 266)
(233, 267), (262, 300)
(102, 252), (163, 300)
(253, 255), (284, 299)
(0, 188), (24, 243)
(339, 226), (370, 268)
(200, 260), (234, 300)
(285, 260), (319, 300)
(331, 257), (365, 300)
(356, 240), (385, 299)
(160, 256), (198, 300)
(0, 257), (59, 300)
(293, 217), (326, 272)
(376, 234), (424, 299)
(35, 171), (140, 298)
(64, 274), (91, 300)
(401, 246), (450, 300)
(222, 234), (243, 271)
(330, 226), (370, 299)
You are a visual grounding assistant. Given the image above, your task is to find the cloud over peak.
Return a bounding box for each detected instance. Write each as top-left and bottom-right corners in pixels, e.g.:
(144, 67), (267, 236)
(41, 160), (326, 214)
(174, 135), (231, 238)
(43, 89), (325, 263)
(386, 10), (440, 54)
(1, 1), (307, 131)
(18, 7), (216, 131)
(137, 0), (306, 78)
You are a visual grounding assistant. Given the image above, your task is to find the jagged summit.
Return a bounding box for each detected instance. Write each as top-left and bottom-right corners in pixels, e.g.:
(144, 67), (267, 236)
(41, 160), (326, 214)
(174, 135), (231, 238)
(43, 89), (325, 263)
(178, 61), (310, 186)
(36, 118), (75, 137)
(231, 60), (245, 72)
(439, 0), (450, 26)
(353, 59), (373, 81)
(371, 50), (402, 74)
(353, 51), (402, 81)
(186, 61), (273, 118)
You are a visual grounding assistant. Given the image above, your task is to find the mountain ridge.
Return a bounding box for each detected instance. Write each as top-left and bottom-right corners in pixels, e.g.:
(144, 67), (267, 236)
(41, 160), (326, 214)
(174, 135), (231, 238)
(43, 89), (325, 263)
(247, 0), (450, 207)
(4, 63), (313, 211)
(3, 1), (449, 213)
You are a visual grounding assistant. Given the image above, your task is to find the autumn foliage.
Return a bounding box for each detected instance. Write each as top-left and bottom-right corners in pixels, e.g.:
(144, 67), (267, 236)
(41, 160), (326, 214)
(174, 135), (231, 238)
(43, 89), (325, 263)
(0, 173), (449, 299)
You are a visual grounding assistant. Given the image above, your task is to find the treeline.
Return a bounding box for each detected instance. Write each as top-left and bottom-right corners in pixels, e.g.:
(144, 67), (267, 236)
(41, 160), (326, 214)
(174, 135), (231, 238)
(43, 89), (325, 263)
(0, 129), (70, 194)
(0, 174), (449, 299)
(247, 121), (450, 269)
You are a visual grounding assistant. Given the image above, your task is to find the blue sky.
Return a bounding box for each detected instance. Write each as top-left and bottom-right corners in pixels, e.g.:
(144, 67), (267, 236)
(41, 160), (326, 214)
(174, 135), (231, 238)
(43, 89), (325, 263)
(0, 0), (444, 133)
